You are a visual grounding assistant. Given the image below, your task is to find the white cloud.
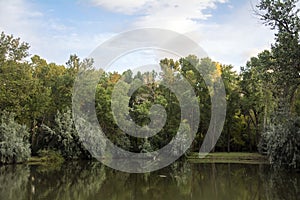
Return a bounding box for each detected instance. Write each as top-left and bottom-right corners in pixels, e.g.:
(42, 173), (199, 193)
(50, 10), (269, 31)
(0, 0), (42, 47)
(0, 0), (115, 64)
(0, 0), (66, 63)
(90, 0), (274, 70)
(91, 0), (227, 32)
(0, 0), (275, 69)
(90, 0), (154, 15)
(192, 1), (274, 69)
(88, 0), (230, 71)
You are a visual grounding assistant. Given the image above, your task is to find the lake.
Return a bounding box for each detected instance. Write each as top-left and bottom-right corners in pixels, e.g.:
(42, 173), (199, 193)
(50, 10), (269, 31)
(0, 161), (299, 200)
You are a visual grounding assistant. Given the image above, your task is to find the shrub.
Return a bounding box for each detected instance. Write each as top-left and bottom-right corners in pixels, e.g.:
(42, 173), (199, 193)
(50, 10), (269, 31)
(41, 109), (89, 159)
(0, 112), (31, 164)
(259, 116), (300, 170)
(37, 149), (64, 164)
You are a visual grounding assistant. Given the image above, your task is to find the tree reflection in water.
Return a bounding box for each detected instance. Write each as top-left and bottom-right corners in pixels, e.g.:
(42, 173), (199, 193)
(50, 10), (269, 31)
(0, 161), (299, 200)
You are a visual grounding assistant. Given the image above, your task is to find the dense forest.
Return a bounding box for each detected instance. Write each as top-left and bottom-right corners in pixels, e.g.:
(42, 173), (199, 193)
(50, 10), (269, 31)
(0, 0), (299, 170)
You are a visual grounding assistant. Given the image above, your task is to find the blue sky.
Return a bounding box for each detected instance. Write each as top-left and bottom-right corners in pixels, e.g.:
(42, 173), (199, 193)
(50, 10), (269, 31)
(0, 0), (278, 71)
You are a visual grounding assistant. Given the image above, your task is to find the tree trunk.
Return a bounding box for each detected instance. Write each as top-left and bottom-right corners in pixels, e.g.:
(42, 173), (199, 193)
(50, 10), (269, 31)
(227, 124), (231, 153)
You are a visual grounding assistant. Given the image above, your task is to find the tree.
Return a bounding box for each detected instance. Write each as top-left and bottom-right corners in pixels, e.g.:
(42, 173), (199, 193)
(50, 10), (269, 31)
(0, 61), (36, 125)
(0, 32), (36, 127)
(40, 108), (87, 159)
(239, 51), (276, 152)
(0, 32), (29, 64)
(218, 64), (243, 152)
(178, 56), (211, 152)
(256, 0), (300, 169)
(257, 0), (300, 109)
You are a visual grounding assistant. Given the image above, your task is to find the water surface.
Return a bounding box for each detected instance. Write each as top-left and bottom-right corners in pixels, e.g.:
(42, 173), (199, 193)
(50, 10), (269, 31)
(0, 161), (298, 200)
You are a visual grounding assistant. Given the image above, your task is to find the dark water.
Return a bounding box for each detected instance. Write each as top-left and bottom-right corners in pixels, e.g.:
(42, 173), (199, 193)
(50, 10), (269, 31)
(0, 161), (299, 200)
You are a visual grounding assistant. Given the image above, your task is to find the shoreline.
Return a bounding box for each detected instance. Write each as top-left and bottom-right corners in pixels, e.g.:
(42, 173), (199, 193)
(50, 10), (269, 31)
(1, 152), (269, 166)
(187, 152), (269, 164)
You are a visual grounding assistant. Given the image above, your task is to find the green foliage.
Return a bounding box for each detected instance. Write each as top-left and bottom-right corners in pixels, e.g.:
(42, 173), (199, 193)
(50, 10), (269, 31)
(0, 59), (36, 126)
(238, 51), (277, 152)
(217, 65), (243, 152)
(1, 21), (299, 171)
(257, 0), (300, 101)
(0, 112), (31, 164)
(0, 32), (29, 63)
(171, 122), (191, 157)
(37, 149), (64, 164)
(140, 138), (153, 153)
(259, 116), (300, 169)
(41, 109), (87, 159)
(256, 0), (300, 170)
(0, 31), (256, 161)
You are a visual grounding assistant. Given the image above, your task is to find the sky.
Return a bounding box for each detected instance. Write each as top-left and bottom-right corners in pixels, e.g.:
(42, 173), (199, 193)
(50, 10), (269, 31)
(0, 0), (278, 71)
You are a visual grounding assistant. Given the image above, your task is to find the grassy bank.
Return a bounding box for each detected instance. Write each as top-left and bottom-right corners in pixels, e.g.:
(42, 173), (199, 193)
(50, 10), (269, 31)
(27, 152), (269, 165)
(27, 156), (60, 165)
(187, 152), (269, 164)
(27, 150), (64, 166)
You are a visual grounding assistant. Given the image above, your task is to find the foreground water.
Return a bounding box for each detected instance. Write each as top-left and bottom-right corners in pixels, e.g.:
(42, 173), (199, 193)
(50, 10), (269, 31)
(0, 161), (299, 200)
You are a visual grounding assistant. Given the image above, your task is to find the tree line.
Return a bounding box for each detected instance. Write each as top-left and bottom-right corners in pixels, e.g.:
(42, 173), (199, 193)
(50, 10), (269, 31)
(0, 0), (299, 170)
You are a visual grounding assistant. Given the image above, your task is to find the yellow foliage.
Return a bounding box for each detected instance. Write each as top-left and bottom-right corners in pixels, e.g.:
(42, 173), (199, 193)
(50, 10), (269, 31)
(215, 62), (222, 77)
(211, 62), (222, 82)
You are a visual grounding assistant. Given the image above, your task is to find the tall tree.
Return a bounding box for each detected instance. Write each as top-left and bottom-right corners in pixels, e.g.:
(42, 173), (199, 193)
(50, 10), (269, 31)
(239, 51), (276, 151)
(218, 64), (242, 152)
(256, 0), (300, 169)
(257, 0), (300, 110)
(0, 32), (29, 64)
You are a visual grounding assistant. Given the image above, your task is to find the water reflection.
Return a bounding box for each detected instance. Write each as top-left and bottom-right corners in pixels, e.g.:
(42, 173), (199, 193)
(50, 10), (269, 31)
(0, 165), (29, 200)
(0, 161), (298, 200)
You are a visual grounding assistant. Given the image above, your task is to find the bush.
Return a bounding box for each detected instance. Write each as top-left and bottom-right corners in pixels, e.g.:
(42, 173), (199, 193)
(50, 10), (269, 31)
(37, 149), (64, 164)
(41, 109), (89, 159)
(259, 116), (300, 170)
(0, 112), (31, 164)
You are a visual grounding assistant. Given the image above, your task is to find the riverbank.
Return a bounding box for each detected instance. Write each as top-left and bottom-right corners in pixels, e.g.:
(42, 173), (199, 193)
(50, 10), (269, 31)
(27, 150), (64, 165)
(187, 152), (269, 164)
(26, 152), (269, 166)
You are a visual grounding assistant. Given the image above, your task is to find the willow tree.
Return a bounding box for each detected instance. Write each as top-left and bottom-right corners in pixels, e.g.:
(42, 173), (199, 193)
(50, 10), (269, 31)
(257, 0), (300, 169)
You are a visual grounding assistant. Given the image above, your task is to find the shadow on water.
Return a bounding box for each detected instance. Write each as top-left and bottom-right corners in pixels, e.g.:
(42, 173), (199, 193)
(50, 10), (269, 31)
(0, 161), (299, 200)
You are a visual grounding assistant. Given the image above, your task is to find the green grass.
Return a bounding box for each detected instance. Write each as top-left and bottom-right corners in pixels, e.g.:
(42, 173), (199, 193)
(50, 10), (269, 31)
(27, 152), (268, 165)
(28, 156), (48, 163)
(187, 152), (269, 164)
(27, 150), (64, 166)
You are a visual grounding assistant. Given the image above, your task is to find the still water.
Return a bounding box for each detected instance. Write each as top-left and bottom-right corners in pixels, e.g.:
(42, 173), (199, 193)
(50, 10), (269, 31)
(0, 161), (299, 200)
